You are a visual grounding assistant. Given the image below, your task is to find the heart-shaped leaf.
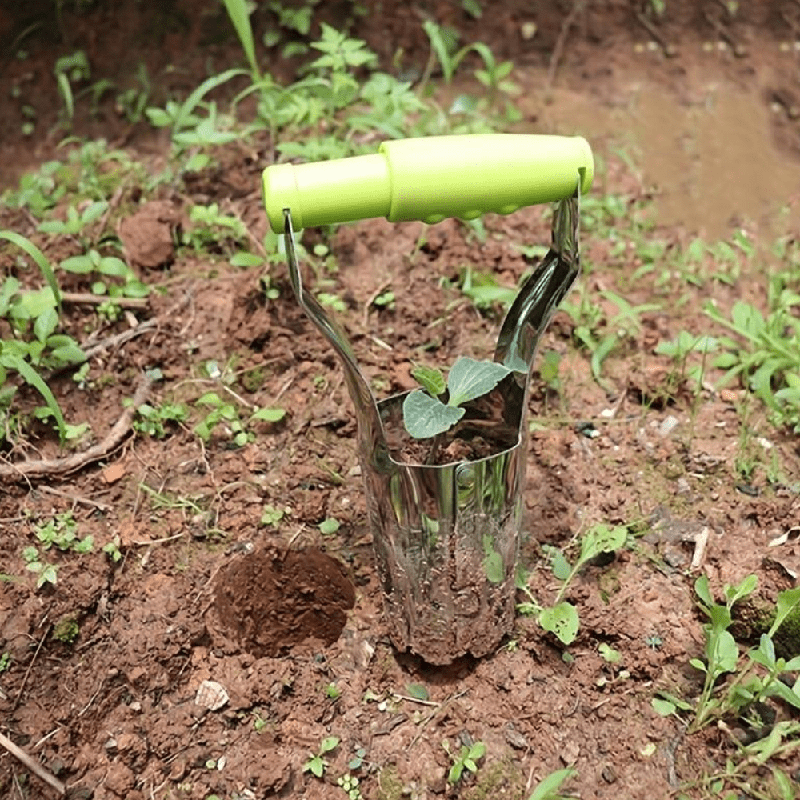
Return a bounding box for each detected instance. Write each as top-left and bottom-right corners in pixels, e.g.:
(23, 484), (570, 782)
(446, 356), (510, 407)
(402, 389), (463, 439)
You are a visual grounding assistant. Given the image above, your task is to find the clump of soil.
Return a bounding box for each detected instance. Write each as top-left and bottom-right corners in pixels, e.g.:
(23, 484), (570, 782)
(212, 547), (355, 657)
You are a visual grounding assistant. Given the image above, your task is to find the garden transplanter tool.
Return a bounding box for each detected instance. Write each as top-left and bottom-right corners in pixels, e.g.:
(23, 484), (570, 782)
(263, 134), (593, 664)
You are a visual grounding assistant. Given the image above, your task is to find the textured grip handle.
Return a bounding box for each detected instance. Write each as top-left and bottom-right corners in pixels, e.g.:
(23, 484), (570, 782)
(263, 134), (593, 232)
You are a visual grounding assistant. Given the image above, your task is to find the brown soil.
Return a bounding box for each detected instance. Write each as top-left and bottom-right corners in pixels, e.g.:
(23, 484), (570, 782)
(1, 2), (800, 799)
(211, 547), (356, 658)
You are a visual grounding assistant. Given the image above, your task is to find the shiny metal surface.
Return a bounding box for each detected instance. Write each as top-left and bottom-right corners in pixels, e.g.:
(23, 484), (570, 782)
(282, 193), (581, 664)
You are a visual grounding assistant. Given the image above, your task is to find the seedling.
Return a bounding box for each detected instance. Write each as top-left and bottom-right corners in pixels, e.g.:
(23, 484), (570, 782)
(303, 735), (339, 778)
(337, 773), (362, 799)
(0, 652), (10, 673)
(653, 577), (800, 736)
(402, 356), (513, 439)
(443, 739), (485, 785)
(518, 524), (628, 645)
(526, 768), (577, 800)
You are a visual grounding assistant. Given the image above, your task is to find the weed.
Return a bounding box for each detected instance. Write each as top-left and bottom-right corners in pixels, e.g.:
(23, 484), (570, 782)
(458, 266), (517, 312)
(443, 739), (485, 785)
(52, 615), (79, 644)
(22, 547), (58, 588)
(706, 293), (800, 431)
(319, 517), (340, 536)
(338, 772), (362, 800)
(526, 768), (576, 800)
(102, 536), (123, 563)
(260, 504), (287, 527)
(303, 735), (339, 778)
(133, 402), (189, 439)
(517, 523), (628, 645)
(184, 204), (247, 252)
(654, 576), (800, 739)
(325, 683), (342, 700)
(146, 69), (244, 151)
(0, 652), (10, 673)
(54, 50), (90, 121)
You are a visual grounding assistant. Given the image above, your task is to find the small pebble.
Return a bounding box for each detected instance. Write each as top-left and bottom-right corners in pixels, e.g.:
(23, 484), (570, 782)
(658, 415), (679, 437)
(602, 764), (617, 783)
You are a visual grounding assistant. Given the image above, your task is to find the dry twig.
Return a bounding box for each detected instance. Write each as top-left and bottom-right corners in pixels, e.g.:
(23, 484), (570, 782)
(545, 0), (586, 93)
(61, 292), (149, 309)
(0, 373), (153, 483)
(0, 731), (65, 796)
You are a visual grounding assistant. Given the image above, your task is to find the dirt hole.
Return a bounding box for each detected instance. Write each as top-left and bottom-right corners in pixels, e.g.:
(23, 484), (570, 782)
(213, 547), (355, 657)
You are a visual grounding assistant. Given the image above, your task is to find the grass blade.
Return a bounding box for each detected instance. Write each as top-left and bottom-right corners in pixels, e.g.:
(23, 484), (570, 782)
(221, 0), (260, 79)
(2, 354), (66, 443)
(0, 230), (61, 312)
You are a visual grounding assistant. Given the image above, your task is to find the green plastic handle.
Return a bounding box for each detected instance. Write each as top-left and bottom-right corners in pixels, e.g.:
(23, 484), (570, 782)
(263, 134), (593, 232)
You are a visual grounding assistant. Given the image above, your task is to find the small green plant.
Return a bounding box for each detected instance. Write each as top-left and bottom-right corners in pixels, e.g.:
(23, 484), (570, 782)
(54, 50), (90, 121)
(319, 517), (340, 536)
(22, 547), (58, 588)
(260, 504), (287, 527)
(517, 524), (628, 645)
(35, 510), (93, 553)
(102, 536), (123, 563)
(337, 772), (362, 799)
(184, 204), (247, 252)
(303, 735), (339, 778)
(52, 615), (80, 644)
(133, 402), (189, 438)
(0, 231), (85, 442)
(458, 266), (517, 311)
(0, 652), (10, 673)
(654, 577), (800, 736)
(402, 357), (513, 439)
(22, 511), (94, 588)
(193, 391), (285, 446)
(706, 295), (800, 431)
(526, 768), (577, 800)
(443, 739), (485, 785)
(325, 682), (342, 700)
(38, 200), (107, 238)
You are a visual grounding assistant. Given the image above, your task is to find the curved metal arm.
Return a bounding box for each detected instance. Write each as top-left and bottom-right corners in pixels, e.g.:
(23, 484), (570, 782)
(282, 211), (386, 461)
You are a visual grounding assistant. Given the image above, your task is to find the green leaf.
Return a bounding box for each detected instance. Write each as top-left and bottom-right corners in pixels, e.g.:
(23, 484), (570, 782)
(549, 548), (572, 581)
(482, 535), (504, 584)
(251, 407), (285, 423)
(60, 254), (95, 274)
(770, 587), (800, 637)
(0, 230), (61, 311)
(539, 602), (579, 645)
(230, 252), (264, 268)
(694, 574), (714, 609)
(651, 697), (676, 717)
(308, 756), (323, 778)
(318, 517), (340, 535)
(98, 257), (129, 277)
(319, 736), (339, 754)
(222, 0), (260, 78)
(689, 657), (707, 673)
(402, 389), (464, 439)
(527, 768), (576, 800)
(723, 573), (758, 607)
(579, 524), (627, 562)
(446, 356), (510, 407)
(33, 307), (58, 343)
(411, 364), (446, 397)
(772, 768), (795, 800)
(2, 354), (65, 442)
(405, 683), (429, 701)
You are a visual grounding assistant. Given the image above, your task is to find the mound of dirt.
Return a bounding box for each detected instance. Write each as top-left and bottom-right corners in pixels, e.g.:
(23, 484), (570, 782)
(211, 547), (355, 657)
